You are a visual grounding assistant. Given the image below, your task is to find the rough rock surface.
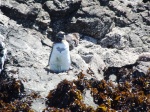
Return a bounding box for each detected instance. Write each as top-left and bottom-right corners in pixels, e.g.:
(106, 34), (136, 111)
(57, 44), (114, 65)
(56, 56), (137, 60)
(0, 34), (7, 73)
(0, 0), (150, 111)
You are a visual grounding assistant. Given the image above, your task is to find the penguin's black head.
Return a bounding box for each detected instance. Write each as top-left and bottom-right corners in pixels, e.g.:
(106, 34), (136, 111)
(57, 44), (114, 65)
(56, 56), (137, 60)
(55, 31), (65, 43)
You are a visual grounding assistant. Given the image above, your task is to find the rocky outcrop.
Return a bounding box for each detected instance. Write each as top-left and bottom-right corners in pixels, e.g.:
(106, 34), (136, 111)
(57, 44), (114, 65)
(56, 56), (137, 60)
(0, 0), (149, 111)
(43, 0), (82, 18)
(0, 34), (7, 73)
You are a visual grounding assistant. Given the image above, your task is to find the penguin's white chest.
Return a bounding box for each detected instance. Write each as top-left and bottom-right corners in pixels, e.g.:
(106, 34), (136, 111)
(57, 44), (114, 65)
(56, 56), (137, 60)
(49, 41), (71, 72)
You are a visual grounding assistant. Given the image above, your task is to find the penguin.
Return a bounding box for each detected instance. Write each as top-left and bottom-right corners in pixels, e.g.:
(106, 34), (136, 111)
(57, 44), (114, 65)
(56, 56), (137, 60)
(48, 31), (71, 73)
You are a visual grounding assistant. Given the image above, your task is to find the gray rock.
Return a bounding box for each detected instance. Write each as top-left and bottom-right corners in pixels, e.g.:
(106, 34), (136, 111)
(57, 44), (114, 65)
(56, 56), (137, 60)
(109, 74), (117, 82)
(141, 10), (150, 25)
(0, 13), (10, 26)
(43, 0), (82, 18)
(101, 49), (139, 67)
(47, 0), (114, 38)
(141, 35), (150, 45)
(0, 34), (7, 73)
(27, 3), (42, 20)
(100, 27), (130, 49)
(71, 53), (88, 70)
(65, 4), (114, 39)
(83, 90), (98, 109)
(35, 10), (51, 29)
(0, 34), (5, 42)
(108, 0), (128, 17)
(137, 52), (150, 62)
(82, 35), (98, 44)
(31, 98), (46, 112)
(67, 16), (112, 39)
(129, 33), (143, 47)
(0, 0), (43, 29)
(135, 61), (150, 74)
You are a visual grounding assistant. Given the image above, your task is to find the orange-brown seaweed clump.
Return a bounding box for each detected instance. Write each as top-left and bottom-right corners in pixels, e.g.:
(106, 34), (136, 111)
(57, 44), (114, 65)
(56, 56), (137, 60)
(44, 68), (150, 112)
(0, 71), (34, 112)
(44, 79), (94, 112)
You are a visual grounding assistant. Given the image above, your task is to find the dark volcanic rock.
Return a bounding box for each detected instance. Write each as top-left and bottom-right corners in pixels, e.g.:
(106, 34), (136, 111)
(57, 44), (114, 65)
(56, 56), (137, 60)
(66, 16), (112, 39)
(43, 0), (82, 18)
(3, 2), (41, 21)
(0, 0), (52, 31)
(98, 0), (110, 6)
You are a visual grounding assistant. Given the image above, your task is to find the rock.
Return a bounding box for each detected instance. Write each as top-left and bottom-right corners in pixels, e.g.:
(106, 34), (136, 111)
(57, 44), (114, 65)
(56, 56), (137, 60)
(129, 33), (143, 47)
(137, 52), (150, 62)
(43, 0), (82, 18)
(100, 27), (130, 49)
(65, 5), (113, 39)
(0, 34), (7, 73)
(102, 50), (138, 67)
(108, 0), (128, 17)
(47, 0), (114, 39)
(15, 3), (29, 18)
(109, 74), (117, 82)
(6, 27), (49, 67)
(35, 10), (51, 29)
(27, 3), (42, 20)
(141, 35), (150, 45)
(41, 38), (53, 48)
(98, 0), (110, 6)
(135, 61), (150, 74)
(114, 16), (130, 27)
(83, 35), (98, 44)
(0, 0), (150, 111)
(31, 98), (46, 112)
(136, 2), (147, 12)
(67, 16), (111, 38)
(0, 34), (5, 42)
(71, 53), (88, 70)
(0, 1), (43, 28)
(141, 10), (150, 25)
(0, 24), (8, 37)
(83, 90), (98, 109)
(0, 13), (10, 26)
(88, 54), (106, 79)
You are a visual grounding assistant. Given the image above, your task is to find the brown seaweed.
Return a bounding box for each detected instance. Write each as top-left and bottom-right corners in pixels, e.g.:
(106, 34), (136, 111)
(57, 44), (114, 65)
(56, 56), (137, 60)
(44, 68), (150, 112)
(0, 71), (34, 111)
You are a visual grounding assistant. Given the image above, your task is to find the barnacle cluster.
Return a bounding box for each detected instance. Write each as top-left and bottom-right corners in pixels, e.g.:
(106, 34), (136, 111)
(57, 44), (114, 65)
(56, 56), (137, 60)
(44, 67), (150, 112)
(0, 71), (34, 112)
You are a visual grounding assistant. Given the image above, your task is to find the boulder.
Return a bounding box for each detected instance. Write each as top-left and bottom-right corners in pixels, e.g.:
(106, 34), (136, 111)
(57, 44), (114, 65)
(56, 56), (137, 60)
(100, 27), (130, 49)
(43, 0), (82, 18)
(35, 10), (51, 29)
(129, 33), (143, 47)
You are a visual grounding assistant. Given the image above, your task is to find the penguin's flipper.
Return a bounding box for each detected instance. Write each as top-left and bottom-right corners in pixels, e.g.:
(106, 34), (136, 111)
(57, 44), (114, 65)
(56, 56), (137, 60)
(48, 43), (54, 66)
